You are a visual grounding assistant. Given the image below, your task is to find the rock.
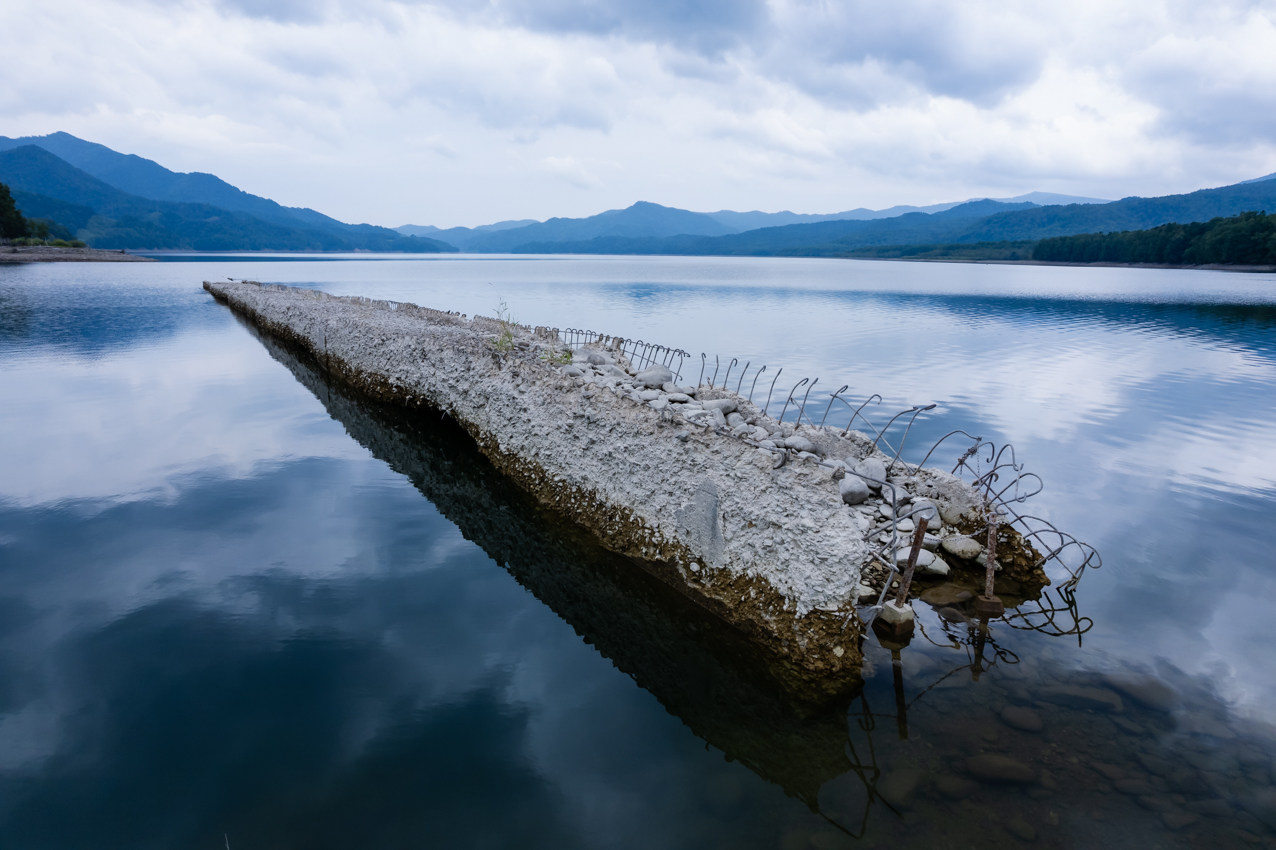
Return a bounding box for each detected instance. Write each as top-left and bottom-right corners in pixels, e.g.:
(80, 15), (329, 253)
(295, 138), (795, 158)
(852, 457), (886, 489)
(1035, 685), (1124, 713)
(934, 774), (979, 799)
(892, 548), (935, 569)
(1005, 816), (1036, 841)
(1001, 705), (1044, 732)
(1137, 753), (1172, 776)
(921, 533), (941, 551)
(1185, 799), (1232, 818)
(649, 398), (669, 410)
(1114, 779), (1156, 795)
(1161, 810), (1200, 830)
(601, 364), (629, 379)
(920, 584), (974, 606)
(938, 606), (969, 624)
(674, 431), (690, 442)
(726, 412), (746, 428)
(1102, 673), (1180, 712)
(907, 500), (940, 527)
(966, 754), (1037, 783)
(586, 352), (607, 366)
(784, 435), (816, 453)
(750, 426), (770, 441)
(700, 398), (737, 414)
(661, 382), (680, 393)
(638, 389), (662, 401)
(636, 365), (674, 388)
(896, 517), (915, 533)
(921, 554), (950, 575)
(1240, 787), (1276, 830)
(942, 536), (983, 559)
(840, 475), (871, 505)
(561, 365), (584, 377)
(878, 768), (924, 809)
(710, 408), (727, 428)
(666, 392), (691, 403)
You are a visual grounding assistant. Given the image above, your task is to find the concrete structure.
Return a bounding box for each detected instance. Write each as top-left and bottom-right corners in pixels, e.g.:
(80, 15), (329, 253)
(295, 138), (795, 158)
(205, 280), (1041, 694)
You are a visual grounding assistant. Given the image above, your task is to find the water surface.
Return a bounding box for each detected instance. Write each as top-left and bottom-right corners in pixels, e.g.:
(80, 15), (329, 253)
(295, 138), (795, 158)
(2, 255), (1276, 848)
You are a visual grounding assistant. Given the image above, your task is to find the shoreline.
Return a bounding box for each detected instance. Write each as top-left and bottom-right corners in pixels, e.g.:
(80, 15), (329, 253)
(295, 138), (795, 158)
(838, 255), (1276, 273)
(0, 246), (155, 263)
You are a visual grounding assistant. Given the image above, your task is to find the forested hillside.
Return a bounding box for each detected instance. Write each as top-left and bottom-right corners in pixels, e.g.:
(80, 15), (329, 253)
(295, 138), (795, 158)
(1033, 211), (1276, 265)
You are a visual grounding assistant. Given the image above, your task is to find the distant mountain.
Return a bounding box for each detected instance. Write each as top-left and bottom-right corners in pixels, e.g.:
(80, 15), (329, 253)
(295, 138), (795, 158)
(0, 145), (456, 252)
(502, 179), (1276, 257)
(510, 199), (1039, 255)
(457, 201), (736, 252)
(396, 193), (1111, 248)
(1239, 172), (1276, 185)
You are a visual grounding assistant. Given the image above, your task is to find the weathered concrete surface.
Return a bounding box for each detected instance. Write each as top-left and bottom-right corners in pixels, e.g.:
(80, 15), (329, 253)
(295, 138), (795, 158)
(205, 280), (1043, 685)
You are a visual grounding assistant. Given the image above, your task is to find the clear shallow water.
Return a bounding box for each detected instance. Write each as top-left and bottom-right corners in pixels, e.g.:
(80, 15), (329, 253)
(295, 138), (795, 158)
(2, 255), (1276, 848)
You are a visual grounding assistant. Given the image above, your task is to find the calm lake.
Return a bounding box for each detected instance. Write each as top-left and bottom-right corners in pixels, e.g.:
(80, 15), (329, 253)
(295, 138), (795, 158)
(2, 254), (1276, 849)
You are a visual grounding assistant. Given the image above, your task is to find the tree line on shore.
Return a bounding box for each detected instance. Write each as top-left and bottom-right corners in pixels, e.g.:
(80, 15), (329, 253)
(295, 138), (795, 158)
(1031, 210), (1276, 265)
(0, 181), (86, 246)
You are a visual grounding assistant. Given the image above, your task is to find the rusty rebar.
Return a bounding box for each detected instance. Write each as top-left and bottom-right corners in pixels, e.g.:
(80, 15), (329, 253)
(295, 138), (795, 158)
(894, 515), (928, 607)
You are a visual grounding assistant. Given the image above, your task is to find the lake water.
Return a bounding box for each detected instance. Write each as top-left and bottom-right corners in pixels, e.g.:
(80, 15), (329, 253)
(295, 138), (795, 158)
(2, 254), (1276, 848)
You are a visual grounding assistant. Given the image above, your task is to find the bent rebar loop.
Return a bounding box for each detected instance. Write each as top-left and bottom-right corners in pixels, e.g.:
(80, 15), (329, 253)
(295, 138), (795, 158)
(748, 365), (766, 404)
(915, 430), (986, 472)
(764, 367), (784, 417)
(698, 353), (707, 388)
(675, 351), (686, 381)
(884, 404), (937, 476)
(797, 378), (820, 428)
(721, 358), (738, 390)
(777, 377), (810, 424)
(735, 361), (750, 395)
(819, 385), (850, 427)
(841, 394), (883, 437)
(710, 355), (720, 388)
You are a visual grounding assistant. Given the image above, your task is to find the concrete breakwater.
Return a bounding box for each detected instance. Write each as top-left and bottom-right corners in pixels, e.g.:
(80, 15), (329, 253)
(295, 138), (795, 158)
(205, 280), (1045, 689)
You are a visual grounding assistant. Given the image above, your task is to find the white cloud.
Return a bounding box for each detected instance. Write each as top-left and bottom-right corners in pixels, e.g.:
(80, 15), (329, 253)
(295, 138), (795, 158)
(0, 0), (1273, 226)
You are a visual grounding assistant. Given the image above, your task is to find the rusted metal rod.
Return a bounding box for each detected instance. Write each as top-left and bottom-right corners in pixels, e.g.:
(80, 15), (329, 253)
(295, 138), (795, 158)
(894, 515), (929, 606)
(985, 515), (998, 600)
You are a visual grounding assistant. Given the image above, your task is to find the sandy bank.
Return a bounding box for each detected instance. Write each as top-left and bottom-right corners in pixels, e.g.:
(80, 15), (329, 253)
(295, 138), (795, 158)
(0, 246), (154, 263)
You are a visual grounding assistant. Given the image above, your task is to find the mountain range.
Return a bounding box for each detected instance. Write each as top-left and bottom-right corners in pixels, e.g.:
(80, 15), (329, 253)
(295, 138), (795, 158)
(1, 131), (1273, 256)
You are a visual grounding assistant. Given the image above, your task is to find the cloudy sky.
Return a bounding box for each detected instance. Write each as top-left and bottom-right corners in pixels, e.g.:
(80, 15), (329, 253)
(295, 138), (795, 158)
(4, 0), (1275, 227)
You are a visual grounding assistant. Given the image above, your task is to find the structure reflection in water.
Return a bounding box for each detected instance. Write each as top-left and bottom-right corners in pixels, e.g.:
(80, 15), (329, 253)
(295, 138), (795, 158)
(253, 319), (1276, 850)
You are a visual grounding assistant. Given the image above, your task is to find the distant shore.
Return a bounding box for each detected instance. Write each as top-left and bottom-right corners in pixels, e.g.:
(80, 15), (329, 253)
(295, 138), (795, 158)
(843, 256), (1276, 273)
(0, 246), (154, 263)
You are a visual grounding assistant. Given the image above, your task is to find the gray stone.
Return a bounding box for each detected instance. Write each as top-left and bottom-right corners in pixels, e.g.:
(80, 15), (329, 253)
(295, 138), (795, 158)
(920, 585), (974, 606)
(893, 547), (935, 569)
(784, 435), (816, 453)
(966, 754), (1036, 783)
(711, 408), (727, 428)
(561, 365), (584, 377)
(934, 774), (979, 799)
(921, 554), (949, 575)
(1036, 685), (1124, 713)
(726, 412), (746, 428)
(666, 392), (691, 403)
(649, 398), (669, 410)
(906, 500), (940, 527)
(942, 536), (983, 559)
(638, 389), (662, 401)
(840, 475), (871, 505)
(1005, 816), (1036, 841)
(1001, 705), (1044, 732)
(586, 352), (607, 366)
(636, 365), (674, 388)
(661, 382), (680, 393)
(674, 431), (690, 442)
(938, 606), (969, 624)
(700, 398), (737, 414)
(1102, 673), (1180, 712)
(878, 768), (924, 809)
(751, 426), (770, 441)
(921, 533), (941, 551)
(853, 457), (886, 489)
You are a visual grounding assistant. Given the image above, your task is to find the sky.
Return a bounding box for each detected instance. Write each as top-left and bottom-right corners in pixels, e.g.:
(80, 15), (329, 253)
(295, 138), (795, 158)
(3, 0), (1276, 228)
